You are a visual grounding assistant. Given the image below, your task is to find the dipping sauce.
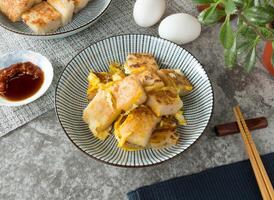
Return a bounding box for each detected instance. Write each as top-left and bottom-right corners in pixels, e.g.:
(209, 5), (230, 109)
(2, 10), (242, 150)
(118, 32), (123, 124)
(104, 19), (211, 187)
(0, 62), (44, 101)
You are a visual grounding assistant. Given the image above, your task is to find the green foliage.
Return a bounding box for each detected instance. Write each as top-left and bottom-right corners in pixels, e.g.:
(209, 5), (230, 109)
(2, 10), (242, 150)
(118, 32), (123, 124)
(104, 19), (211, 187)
(258, 27), (274, 40)
(244, 45), (256, 72)
(232, 0), (244, 7)
(224, 0), (237, 14)
(193, 0), (216, 3)
(243, 6), (274, 25)
(220, 15), (234, 48)
(194, 0), (274, 72)
(224, 38), (237, 68)
(198, 6), (226, 25)
(236, 26), (257, 55)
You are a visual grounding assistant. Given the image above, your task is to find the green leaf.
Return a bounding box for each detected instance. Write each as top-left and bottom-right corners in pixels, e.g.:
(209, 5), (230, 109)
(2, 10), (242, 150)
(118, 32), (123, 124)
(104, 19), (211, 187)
(244, 46), (256, 72)
(253, 0), (260, 6)
(238, 26), (257, 39)
(236, 26), (256, 55)
(224, 0), (237, 14)
(198, 5), (217, 24)
(233, 0), (244, 7)
(198, 7), (226, 25)
(237, 41), (253, 55)
(237, 17), (244, 27)
(258, 27), (274, 40)
(261, 0), (274, 6)
(193, 0), (216, 3)
(248, 0), (256, 7)
(243, 6), (274, 25)
(233, 0), (251, 9)
(264, 5), (274, 13)
(242, 0), (253, 8)
(219, 16), (234, 49)
(225, 38), (237, 68)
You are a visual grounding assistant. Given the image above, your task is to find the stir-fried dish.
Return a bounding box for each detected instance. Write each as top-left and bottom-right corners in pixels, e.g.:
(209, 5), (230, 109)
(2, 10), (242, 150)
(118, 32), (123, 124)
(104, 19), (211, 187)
(83, 53), (193, 151)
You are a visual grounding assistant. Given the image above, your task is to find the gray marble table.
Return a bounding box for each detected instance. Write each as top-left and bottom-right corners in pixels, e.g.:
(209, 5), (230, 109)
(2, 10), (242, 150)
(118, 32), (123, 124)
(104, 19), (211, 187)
(1, 2), (274, 200)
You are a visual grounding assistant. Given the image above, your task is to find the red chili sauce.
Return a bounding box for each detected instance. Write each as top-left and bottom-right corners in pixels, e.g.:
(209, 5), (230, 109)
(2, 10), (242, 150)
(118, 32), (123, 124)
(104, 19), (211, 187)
(0, 62), (44, 101)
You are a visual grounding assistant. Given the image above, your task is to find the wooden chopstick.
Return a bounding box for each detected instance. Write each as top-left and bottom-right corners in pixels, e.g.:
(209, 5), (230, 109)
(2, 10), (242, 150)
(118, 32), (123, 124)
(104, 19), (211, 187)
(235, 107), (274, 198)
(233, 106), (274, 200)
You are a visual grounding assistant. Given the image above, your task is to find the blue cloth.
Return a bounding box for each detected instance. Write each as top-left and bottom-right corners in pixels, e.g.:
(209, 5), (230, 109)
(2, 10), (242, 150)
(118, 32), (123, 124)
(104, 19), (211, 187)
(128, 153), (274, 200)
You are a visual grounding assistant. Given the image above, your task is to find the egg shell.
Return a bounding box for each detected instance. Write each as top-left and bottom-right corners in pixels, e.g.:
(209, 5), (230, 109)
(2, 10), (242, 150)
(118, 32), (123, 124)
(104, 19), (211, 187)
(158, 13), (201, 45)
(133, 0), (166, 28)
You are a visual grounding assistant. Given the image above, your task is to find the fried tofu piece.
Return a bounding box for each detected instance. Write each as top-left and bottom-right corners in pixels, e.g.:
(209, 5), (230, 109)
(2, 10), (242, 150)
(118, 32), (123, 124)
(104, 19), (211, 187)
(72, 0), (89, 13)
(134, 70), (164, 92)
(146, 87), (183, 117)
(22, 2), (62, 34)
(115, 106), (160, 148)
(47, 0), (74, 25)
(149, 129), (179, 149)
(155, 116), (177, 130)
(149, 115), (179, 149)
(115, 75), (147, 111)
(124, 53), (159, 74)
(83, 90), (121, 140)
(0, 0), (42, 22)
(158, 69), (193, 96)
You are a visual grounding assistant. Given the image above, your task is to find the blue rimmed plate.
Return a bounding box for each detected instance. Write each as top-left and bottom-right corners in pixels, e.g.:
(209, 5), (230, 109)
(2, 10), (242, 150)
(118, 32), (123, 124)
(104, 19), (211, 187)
(55, 34), (214, 167)
(0, 0), (112, 39)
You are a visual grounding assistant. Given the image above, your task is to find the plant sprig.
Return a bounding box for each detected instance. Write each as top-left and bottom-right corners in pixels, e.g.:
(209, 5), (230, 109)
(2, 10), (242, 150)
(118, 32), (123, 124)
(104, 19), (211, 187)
(193, 0), (274, 71)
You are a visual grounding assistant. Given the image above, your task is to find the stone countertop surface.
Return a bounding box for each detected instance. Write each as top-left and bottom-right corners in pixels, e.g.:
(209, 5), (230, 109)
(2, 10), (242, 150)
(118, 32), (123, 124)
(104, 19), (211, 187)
(1, 2), (274, 200)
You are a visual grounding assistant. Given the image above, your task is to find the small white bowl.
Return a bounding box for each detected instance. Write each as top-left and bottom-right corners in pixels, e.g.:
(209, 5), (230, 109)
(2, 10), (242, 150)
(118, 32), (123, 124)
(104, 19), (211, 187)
(0, 50), (53, 107)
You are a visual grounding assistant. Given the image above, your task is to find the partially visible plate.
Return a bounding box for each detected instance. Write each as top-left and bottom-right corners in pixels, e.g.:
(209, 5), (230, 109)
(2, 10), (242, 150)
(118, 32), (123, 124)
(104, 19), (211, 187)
(55, 34), (214, 167)
(0, 0), (112, 39)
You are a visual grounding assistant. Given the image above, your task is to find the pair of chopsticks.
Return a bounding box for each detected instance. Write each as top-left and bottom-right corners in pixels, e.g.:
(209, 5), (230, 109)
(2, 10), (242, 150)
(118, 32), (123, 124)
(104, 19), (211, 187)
(233, 106), (274, 200)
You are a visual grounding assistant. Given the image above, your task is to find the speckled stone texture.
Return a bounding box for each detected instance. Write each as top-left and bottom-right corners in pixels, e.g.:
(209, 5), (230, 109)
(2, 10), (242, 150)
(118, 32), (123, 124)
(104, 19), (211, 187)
(1, 0), (274, 200)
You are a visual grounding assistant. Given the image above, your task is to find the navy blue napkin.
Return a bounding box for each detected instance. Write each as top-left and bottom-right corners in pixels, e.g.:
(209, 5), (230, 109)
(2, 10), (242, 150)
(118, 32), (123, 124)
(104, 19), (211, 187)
(128, 153), (274, 200)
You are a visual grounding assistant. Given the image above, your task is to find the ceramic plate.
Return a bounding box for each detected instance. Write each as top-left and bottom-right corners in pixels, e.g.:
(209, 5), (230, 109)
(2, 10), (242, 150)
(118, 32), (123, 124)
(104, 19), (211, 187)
(55, 34), (214, 167)
(0, 50), (53, 106)
(0, 0), (112, 39)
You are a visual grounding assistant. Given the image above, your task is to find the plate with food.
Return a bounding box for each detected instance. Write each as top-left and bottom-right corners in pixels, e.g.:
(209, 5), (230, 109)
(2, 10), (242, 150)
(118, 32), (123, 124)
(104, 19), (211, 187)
(0, 0), (112, 39)
(55, 34), (214, 167)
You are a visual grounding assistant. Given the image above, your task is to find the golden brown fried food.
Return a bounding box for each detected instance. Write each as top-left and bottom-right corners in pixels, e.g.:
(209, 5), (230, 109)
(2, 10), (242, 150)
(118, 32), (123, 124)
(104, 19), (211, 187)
(114, 106), (160, 148)
(47, 0), (75, 26)
(22, 2), (62, 34)
(134, 70), (164, 92)
(83, 90), (121, 140)
(158, 69), (193, 96)
(115, 75), (147, 111)
(71, 0), (89, 13)
(124, 53), (159, 74)
(149, 116), (179, 149)
(83, 54), (191, 151)
(0, 0), (42, 22)
(146, 87), (183, 117)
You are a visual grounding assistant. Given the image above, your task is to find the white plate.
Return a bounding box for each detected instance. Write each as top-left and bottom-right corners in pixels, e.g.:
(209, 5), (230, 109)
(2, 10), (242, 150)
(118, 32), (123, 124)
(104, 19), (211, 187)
(0, 0), (112, 39)
(0, 50), (53, 107)
(55, 34), (214, 167)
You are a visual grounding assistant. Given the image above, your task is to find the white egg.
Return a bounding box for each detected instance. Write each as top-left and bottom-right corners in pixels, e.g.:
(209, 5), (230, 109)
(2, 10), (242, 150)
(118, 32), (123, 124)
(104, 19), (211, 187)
(158, 13), (201, 45)
(133, 0), (166, 27)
